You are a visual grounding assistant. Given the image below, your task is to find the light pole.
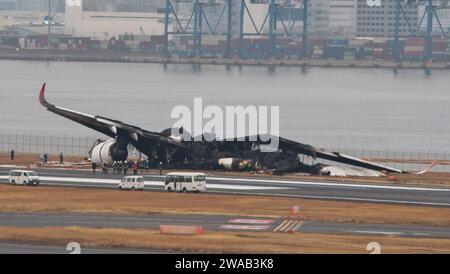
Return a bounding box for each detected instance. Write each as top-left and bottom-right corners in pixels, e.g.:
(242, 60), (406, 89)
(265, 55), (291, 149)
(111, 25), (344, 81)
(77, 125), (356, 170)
(48, 0), (51, 34)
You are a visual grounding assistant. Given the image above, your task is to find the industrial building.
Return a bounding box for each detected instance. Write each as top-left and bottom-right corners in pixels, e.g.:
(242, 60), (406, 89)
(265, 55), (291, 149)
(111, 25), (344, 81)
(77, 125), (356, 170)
(418, 4), (450, 34)
(65, 0), (169, 39)
(0, 0), (64, 12)
(356, 0), (419, 37)
(329, 0), (357, 36)
(309, 0), (356, 36)
(0, 0), (65, 33)
(310, 0), (330, 34)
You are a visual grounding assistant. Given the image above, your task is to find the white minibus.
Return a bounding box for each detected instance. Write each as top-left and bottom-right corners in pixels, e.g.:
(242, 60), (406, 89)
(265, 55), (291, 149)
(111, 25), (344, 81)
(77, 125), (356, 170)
(164, 172), (207, 193)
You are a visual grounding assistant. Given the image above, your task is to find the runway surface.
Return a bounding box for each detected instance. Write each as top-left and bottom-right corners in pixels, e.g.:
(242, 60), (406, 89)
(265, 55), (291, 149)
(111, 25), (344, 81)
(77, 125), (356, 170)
(1, 211), (449, 239)
(1, 167), (450, 253)
(0, 241), (159, 254)
(1, 167), (450, 207)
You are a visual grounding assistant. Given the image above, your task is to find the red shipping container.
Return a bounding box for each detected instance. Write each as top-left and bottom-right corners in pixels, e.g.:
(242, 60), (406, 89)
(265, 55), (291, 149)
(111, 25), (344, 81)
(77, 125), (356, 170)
(310, 37), (326, 47)
(277, 37), (292, 46)
(150, 35), (164, 44)
(287, 43), (302, 51)
(140, 41), (150, 50)
(432, 41), (447, 52)
(405, 37), (425, 47)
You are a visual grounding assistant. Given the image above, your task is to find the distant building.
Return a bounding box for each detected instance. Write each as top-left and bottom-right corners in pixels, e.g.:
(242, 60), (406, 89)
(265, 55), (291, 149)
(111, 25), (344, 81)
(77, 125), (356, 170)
(65, 0), (169, 39)
(329, 0), (357, 36)
(356, 0), (419, 38)
(171, 0), (238, 36)
(310, 0), (357, 36)
(0, 0), (65, 13)
(418, 4), (450, 35)
(0, 0), (65, 28)
(310, 0), (330, 34)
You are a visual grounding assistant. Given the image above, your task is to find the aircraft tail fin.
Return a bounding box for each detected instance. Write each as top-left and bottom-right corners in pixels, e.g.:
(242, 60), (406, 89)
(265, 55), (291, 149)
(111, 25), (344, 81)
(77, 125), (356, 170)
(415, 161), (437, 175)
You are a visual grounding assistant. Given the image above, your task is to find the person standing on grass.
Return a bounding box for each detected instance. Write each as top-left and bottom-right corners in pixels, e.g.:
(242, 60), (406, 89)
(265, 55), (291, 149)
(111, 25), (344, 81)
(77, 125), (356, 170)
(123, 161), (128, 176)
(59, 152), (64, 164)
(10, 149), (15, 161)
(102, 161), (109, 175)
(132, 161), (138, 175)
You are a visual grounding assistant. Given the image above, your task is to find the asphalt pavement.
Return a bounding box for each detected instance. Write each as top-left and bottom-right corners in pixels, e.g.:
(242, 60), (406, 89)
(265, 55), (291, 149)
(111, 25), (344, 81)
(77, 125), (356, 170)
(1, 167), (449, 207)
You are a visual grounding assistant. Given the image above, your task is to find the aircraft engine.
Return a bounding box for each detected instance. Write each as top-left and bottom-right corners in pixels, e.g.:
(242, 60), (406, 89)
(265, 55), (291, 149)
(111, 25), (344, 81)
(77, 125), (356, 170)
(218, 158), (240, 170)
(218, 158), (255, 171)
(89, 139), (128, 165)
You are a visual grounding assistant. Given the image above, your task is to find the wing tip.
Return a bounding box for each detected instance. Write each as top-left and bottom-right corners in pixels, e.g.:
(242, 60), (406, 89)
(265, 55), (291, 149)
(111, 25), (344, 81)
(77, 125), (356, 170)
(39, 82), (49, 107)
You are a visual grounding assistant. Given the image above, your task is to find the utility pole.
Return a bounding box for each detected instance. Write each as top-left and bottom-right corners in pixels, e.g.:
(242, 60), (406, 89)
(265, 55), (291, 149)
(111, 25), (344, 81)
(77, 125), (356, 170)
(47, 0), (51, 49)
(302, 0), (308, 58)
(424, 0), (434, 62)
(225, 0), (233, 58)
(394, 0), (401, 62)
(239, 0), (245, 58)
(268, 0), (276, 59)
(164, 0), (170, 57)
(48, 0), (51, 35)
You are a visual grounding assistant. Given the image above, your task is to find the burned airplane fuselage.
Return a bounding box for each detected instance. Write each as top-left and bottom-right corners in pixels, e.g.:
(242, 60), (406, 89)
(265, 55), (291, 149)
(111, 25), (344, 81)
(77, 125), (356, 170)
(88, 129), (308, 173)
(40, 83), (403, 175)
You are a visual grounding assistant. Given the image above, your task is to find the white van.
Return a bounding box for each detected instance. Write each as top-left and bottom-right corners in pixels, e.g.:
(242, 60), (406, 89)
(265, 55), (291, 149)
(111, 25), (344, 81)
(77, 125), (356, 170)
(118, 176), (145, 191)
(164, 172), (207, 193)
(9, 170), (40, 186)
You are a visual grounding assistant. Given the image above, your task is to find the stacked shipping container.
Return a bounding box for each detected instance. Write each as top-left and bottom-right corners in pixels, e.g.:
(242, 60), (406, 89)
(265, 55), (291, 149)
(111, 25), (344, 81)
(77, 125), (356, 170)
(0, 33), (449, 62)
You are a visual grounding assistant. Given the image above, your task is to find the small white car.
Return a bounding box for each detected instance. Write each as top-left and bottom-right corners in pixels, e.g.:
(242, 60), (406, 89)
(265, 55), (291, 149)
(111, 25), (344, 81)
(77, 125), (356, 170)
(118, 176), (145, 191)
(9, 170), (40, 186)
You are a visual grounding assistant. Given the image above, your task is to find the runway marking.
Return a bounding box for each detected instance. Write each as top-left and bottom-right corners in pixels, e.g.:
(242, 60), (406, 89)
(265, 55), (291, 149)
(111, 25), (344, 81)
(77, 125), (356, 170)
(0, 176), (291, 191)
(219, 224), (270, 231)
(279, 220), (294, 232)
(209, 191), (450, 207)
(206, 184), (290, 190)
(346, 230), (405, 236)
(273, 220), (289, 232)
(2, 170), (450, 192)
(412, 233), (431, 236)
(292, 221), (305, 232)
(228, 219), (274, 225)
(207, 177), (450, 193)
(1, 176), (449, 207)
(273, 220), (302, 233)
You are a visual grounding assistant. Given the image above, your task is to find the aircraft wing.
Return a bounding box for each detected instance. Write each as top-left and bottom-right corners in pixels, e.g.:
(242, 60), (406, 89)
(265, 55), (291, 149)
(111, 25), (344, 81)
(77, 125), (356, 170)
(277, 137), (404, 173)
(39, 83), (184, 147)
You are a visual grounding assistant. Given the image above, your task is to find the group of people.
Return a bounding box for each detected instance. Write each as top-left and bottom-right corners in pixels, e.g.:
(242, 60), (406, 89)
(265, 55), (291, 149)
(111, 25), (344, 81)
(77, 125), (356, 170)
(92, 161), (140, 175)
(8, 148), (144, 177)
(9, 149), (65, 165)
(40, 152), (64, 165)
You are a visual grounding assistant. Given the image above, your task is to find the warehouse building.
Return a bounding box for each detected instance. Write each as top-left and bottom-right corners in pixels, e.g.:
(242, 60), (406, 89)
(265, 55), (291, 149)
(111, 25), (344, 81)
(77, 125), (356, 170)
(356, 0), (419, 37)
(65, 0), (169, 39)
(309, 0), (357, 36)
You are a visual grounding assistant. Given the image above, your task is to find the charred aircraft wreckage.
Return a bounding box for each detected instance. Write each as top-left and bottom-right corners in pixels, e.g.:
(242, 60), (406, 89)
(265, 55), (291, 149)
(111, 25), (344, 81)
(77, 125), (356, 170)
(39, 83), (403, 177)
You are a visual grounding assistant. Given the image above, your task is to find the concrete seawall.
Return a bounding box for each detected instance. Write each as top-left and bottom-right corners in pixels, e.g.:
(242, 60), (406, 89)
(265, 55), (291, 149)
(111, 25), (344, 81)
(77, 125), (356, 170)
(1, 49), (449, 70)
